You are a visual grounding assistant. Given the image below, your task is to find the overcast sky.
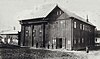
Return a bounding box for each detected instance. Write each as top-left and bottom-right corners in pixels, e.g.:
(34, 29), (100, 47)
(0, 0), (100, 31)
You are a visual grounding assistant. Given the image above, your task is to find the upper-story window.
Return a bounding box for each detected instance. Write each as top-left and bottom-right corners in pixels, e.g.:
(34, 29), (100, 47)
(85, 25), (87, 31)
(33, 30), (36, 37)
(78, 38), (80, 43)
(60, 20), (64, 24)
(74, 39), (76, 44)
(57, 11), (62, 15)
(60, 11), (62, 14)
(57, 11), (59, 15)
(74, 22), (76, 28)
(82, 38), (84, 43)
(25, 30), (29, 36)
(83, 25), (85, 30)
(39, 26), (42, 32)
(80, 24), (82, 29)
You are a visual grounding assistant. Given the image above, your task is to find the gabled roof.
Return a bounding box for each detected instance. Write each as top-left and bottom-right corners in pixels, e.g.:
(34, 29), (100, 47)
(58, 6), (94, 26)
(18, 4), (95, 26)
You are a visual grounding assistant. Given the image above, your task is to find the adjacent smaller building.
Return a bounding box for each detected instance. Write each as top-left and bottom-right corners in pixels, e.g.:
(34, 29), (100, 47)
(95, 30), (100, 44)
(0, 30), (20, 45)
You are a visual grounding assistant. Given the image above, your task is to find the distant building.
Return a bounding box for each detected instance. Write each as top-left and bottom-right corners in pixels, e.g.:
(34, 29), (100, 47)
(19, 4), (96, 50)
(95, 30), (100, 43)
(0, 30), (20, 45)
(0, 35), (3, 43)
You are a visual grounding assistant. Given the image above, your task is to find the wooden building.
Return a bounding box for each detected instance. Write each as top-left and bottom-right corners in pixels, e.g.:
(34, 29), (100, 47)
(19, 4), (96, 50)
(0, 30), (20, 45)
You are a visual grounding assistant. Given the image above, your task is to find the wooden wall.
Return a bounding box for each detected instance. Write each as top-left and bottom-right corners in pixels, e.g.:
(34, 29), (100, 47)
(72, 18), (95, 50)
(20, 6), (73, 50)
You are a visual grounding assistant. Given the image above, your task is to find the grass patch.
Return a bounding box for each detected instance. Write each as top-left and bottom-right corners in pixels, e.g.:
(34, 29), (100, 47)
(0, 47), (86, 59)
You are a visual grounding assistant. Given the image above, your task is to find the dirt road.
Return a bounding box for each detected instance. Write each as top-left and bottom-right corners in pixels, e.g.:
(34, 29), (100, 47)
(86, 51), (100, 59)
(75, 50), (100, 59)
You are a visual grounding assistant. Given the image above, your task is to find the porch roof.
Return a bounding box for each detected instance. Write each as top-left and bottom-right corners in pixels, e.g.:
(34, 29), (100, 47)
(0, 30), (19, 35)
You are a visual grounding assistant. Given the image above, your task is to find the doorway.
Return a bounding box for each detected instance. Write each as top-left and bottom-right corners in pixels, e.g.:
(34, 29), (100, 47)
(56, 38), (62, 49)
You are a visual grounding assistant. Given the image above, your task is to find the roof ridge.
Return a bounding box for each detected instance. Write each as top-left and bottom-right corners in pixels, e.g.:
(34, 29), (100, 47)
(58, 6), (95, 26)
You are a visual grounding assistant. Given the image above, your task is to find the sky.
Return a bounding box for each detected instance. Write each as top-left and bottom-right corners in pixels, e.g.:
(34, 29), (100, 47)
(0, 0), (100, 31)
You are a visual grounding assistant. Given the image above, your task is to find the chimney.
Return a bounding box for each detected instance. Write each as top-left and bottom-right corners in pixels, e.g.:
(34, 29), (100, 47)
(86, 15), (89, 22)
(13, 26), (16, 30)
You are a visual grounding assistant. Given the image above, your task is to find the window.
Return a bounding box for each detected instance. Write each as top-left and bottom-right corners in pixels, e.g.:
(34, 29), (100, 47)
(68, 40), (71, 44)
(57, 11), (62, 15)
(57, 11), (59, 15)
(40, 30), (42, 32)
(82, 38), (84, 43)
(78, 38), (80, 43)
(25, 30), (29, 36)
(83, 25), (85, 30)
(39, 29), (42, 36)
(74, 22), (76, 28)
(60, 11), (62, 14)
(39, 26), (42, 33)
(33, 30), (36, 37)
(53, 38), (56, 44)
(80, 24), (82, 29)
(74, 39), (76, 44)
(85, 25), (87, 31)
(60, 21), (63, 24)
(33, 30), (35, 32)
(26, 30), (29, 33)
